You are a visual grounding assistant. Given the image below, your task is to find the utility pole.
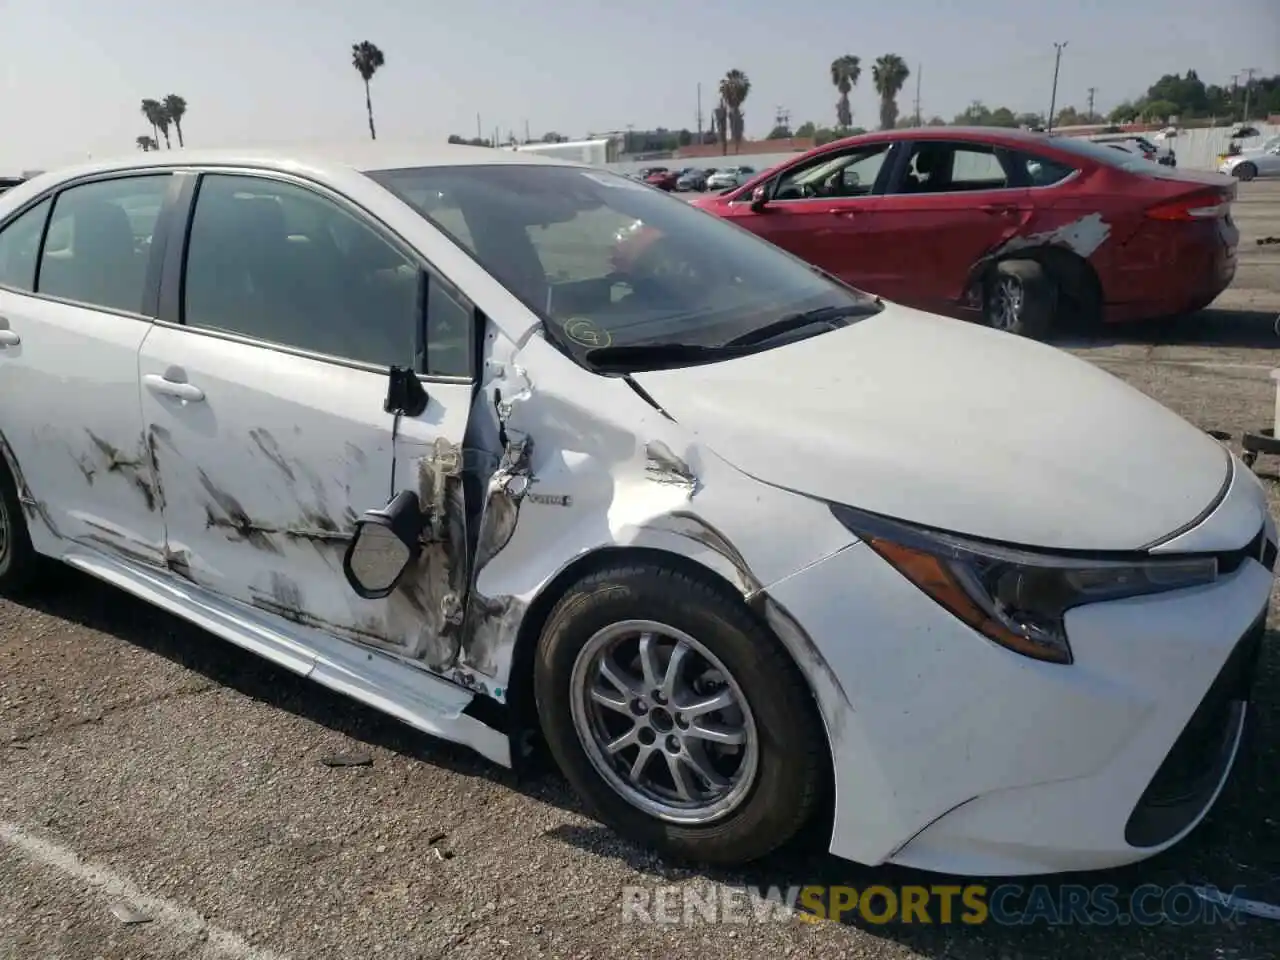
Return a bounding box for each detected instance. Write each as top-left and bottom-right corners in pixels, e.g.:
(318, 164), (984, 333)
(1086, 87), (1096, 121)
(696, 82), (703, 144)
(914, 63), (922, 126)
(1047, 41), (1068, 131)
(476, 113), (482, 141)
(524, 119), (530, 144)
(1241, 67), (1258, 121)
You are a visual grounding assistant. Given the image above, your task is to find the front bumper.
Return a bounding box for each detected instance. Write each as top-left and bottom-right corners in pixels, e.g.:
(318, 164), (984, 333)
(765, 498), (1274, 876)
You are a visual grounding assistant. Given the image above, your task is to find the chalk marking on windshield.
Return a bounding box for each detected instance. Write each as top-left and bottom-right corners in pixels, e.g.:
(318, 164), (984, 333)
(563, 317), (613, 347)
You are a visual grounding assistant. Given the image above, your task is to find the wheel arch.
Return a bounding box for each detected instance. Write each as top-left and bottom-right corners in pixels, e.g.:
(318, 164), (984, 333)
(971, 243), (1104, 330)
(501, 543), (837, 821)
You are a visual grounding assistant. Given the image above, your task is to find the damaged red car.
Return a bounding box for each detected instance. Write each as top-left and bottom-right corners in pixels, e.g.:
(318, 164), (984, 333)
(683, 128), (1239, 337)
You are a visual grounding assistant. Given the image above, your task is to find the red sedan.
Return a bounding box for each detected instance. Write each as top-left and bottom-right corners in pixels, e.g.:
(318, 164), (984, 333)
(684, 127), (1239, 337)
(644, 168), (680, 192)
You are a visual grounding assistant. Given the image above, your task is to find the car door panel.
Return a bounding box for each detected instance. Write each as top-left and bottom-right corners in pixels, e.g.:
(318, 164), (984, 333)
(874, 143), (1032, 312)
(734, 198), (886, 288)
(143, 169), (477, 672)
(0, 175), (173, 562)
(723, 143), (897, 290)
(0, 295), (163, 558)
(138, 325), (475, 664)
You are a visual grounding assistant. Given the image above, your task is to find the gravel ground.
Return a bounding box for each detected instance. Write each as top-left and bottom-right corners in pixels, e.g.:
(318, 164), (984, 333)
(2, 183), (1280, 960)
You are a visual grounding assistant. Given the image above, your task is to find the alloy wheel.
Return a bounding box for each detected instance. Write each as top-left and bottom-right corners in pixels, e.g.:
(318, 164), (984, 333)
(991, 276), (1024, 331)
(569, 619), (760, 824)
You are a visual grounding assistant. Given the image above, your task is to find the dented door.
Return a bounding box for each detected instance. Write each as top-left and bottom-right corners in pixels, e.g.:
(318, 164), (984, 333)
(0, 174), (174, 563)
(137, 169), (476, 663)
(137, 324), (474, 658)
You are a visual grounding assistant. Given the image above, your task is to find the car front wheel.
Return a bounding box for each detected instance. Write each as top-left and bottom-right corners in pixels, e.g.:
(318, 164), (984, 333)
(534, 561), (827, 865)
(1233, 162), (1257, 182)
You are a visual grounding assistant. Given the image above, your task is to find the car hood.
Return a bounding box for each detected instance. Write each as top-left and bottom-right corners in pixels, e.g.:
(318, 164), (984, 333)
(631, 305), (1230, 551)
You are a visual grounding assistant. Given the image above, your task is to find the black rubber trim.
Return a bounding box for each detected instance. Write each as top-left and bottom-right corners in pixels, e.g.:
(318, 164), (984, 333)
(1123, 612), (1263, 848)
(1139, 447), (1234, 551)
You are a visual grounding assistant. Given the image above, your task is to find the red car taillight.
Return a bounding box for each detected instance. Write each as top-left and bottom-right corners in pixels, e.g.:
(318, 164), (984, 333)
(1145, 188), (1233, 222)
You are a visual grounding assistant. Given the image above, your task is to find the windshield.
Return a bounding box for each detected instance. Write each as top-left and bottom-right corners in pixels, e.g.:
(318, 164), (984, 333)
(1258, 136), (1280, 153)
(1048, 136), (1151, 173)
(370, 163), (871, 361)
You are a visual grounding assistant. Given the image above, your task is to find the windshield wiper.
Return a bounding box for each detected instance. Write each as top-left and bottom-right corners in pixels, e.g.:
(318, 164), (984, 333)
(583, 342), (747, 372)
(723, 300), (883, 348)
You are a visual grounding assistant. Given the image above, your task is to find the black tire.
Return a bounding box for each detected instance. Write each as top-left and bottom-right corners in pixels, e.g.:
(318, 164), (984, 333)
(984, 258), (1057, 339)
(1233, 162), (1257, 182)
(0, 456), (40, 596)
(534, 562), (827, 865)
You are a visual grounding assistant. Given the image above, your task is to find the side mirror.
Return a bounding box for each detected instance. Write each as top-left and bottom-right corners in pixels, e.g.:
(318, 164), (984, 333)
(385, 364), (428, 417)
(342, 490), (427, 599)
(749, 185), (769, 212)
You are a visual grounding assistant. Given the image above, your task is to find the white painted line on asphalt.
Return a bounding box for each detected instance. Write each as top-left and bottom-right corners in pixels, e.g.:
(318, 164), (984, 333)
(0, 821), (289, 960)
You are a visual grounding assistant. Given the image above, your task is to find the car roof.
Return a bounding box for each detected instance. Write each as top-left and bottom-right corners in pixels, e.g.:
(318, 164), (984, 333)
(829, 126), (1077, 148)
(22, 140), (578, 186)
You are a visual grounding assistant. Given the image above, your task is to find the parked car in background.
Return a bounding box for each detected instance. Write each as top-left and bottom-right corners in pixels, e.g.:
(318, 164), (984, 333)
(1219, 135), (1280, 181)
(684, 127), (1237, 337)
(0, 144), (1271, 877)
(675, 168), (708, 192)
(706, 166), (755, 191)
(644, 168), (680, 191)
(1087, 133), (1175, 167)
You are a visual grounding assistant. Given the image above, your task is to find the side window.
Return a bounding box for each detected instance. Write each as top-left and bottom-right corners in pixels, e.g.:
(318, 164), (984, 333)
(1014, 152), (1077, 187)
(37, 176), (170, 313)
(424, 276), (474, 378)
(773, 144), (891, 201)
(183, 174), (421, 369)
(0, 198), (52, 292)
(894, 143), (1008, 194)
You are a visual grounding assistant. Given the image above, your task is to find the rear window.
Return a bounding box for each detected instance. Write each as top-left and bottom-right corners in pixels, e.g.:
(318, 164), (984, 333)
(1048, 136), (1151, 173)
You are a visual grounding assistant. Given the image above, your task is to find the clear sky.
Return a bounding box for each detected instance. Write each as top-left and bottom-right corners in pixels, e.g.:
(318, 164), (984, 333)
(2, 0), (1277, 172)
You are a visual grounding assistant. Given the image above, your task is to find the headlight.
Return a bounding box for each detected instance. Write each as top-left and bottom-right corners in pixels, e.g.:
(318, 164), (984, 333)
(830, 504), (1219, 665)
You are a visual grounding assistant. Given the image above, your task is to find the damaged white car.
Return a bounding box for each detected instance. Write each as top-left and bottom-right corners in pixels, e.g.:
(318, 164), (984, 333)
(0, 145), (1273, 875)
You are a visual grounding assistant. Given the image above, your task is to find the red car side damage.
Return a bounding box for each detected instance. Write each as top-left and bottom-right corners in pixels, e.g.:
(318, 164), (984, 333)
(678, 128), (1238, 334)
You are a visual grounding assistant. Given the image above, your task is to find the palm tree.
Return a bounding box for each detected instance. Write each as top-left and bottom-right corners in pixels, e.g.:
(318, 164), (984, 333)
(719, 69), (750, 154)
(163, 95), (188, 147)
(713, 101), (728, 155)
(830, 55), (861, 130)
(154, 104), (173, 148)
(140, 99), (164, 147)
(351, 41), (386, 140)
(872, 55), (911, 130)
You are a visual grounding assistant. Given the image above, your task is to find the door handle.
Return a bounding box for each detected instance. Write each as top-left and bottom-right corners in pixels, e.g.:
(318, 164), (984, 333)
(979, 204), (1017, 216)
(0, 330), (19, 347)
(828, 208), (858, 217)
(143, 374), (205, 402)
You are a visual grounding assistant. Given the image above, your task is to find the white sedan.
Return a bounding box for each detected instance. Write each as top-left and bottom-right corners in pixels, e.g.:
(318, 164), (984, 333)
(1219, 135), (1280, 181)
(705, 165), (756, 190)
(0, 144), (1272, 875)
